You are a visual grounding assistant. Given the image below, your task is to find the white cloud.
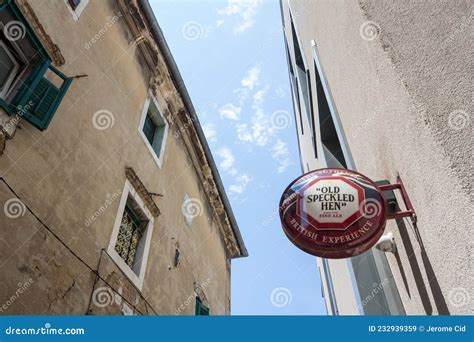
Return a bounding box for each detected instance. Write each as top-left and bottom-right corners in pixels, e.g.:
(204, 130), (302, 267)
(234, 84), (274, 147)
(217, 147), (235, 171)
(274, 85), (286, 99)
(219, 103), (242, 120)
(276, 158), (292, 173)
(229, 173), (252, 195)
(272, 139), (293, 173)
(202, 123), (217, 142)
(236, 107), (272, 147)
(228, 66), (261, 108)
(241, 66), (260, 90)
(252, 85), (268, 109)
(216, 147), (252, 196)
(217, 0), (262, 34)
(272, 139), (288, 158)
(219, 68), (284, 152)
(233, 87), (250, 104)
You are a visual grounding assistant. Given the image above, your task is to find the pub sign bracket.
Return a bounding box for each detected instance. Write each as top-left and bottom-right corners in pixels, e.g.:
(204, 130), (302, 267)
(377, 174), (417, 228)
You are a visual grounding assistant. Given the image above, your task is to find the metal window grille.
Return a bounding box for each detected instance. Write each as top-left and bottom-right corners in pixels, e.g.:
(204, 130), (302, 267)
(114, 204), (147, 269)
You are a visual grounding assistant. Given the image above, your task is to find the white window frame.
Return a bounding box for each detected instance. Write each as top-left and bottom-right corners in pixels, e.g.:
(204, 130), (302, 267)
(64, 0), (89, 21)
(0, 41), (20, 99)
(138, 92), (169, 169)
(107, 180), (155, 291)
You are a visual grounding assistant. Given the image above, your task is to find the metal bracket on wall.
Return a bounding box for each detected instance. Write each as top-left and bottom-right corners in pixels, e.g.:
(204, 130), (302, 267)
(377, 174), (417, 227)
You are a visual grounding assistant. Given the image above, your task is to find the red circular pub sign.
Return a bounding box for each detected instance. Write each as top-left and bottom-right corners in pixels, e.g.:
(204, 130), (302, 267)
(279, 168), (387, 259)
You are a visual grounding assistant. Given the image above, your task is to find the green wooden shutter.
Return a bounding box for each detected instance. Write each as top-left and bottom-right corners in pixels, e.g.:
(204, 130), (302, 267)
(1, 0), (72, 131)
(195, 297), (210, 316)
(14, 63), (72, 131)
(200, 304), (210, 316)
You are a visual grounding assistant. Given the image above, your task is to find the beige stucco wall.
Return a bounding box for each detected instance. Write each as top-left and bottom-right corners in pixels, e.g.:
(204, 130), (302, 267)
(0, 0), (232, 315)
(284, 0), (473, 315)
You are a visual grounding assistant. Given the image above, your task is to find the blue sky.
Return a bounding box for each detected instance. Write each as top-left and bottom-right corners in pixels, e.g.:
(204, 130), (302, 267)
(151, 0), (326, 315)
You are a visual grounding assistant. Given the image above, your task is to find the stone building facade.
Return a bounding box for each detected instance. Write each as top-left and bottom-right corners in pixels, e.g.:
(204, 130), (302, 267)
(0, 0), (247, 315)
(281, 0), (472, 315)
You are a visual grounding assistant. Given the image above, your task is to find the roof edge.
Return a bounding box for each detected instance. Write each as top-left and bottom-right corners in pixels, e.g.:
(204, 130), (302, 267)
(139, 0), (248, 258)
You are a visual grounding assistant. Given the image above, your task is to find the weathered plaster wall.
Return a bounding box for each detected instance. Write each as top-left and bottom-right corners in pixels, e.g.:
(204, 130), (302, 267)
(286, 0), (472, 314)
(0, 182), (96, 314)
(0, 0), (232, 315)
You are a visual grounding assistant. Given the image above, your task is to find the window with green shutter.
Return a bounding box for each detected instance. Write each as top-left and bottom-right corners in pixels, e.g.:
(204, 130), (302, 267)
(195, 297), (209, 316)
(0, 0), (72, 130)
(139, 95), (169, 168)
(141, 102), (167, 158)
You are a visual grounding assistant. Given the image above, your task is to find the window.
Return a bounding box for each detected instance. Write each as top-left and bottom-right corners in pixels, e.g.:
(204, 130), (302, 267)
(289, 10), (317, 158)
(313, 59), (347, 168)
(0, 41), (19, 98)
(195, 297), (209, 316)
(290, 14), (312, 129)
(65, 0), (89, 21)
(139, 94), (168, 168)
(310, 40), (404, 316)
(306, 69), (317, 158)
(0, 1), (72, 130)
(114, 204), (147, 270)
(285, 38), (303, 135)
(68, 0), (81, 10)
(108, 180), (155, 290)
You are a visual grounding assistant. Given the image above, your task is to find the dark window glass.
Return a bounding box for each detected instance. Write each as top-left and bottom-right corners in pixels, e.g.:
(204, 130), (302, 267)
(285, 37), (304, 135)
(68, 0), (82, 10)
(142, 103), (167, 159)
(314, 61), (347, 168)
(195, 297), (209, 316)
(290, 13), (313, 137)
(307, 70), (317, 158)
(143, 114), (156, 146)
